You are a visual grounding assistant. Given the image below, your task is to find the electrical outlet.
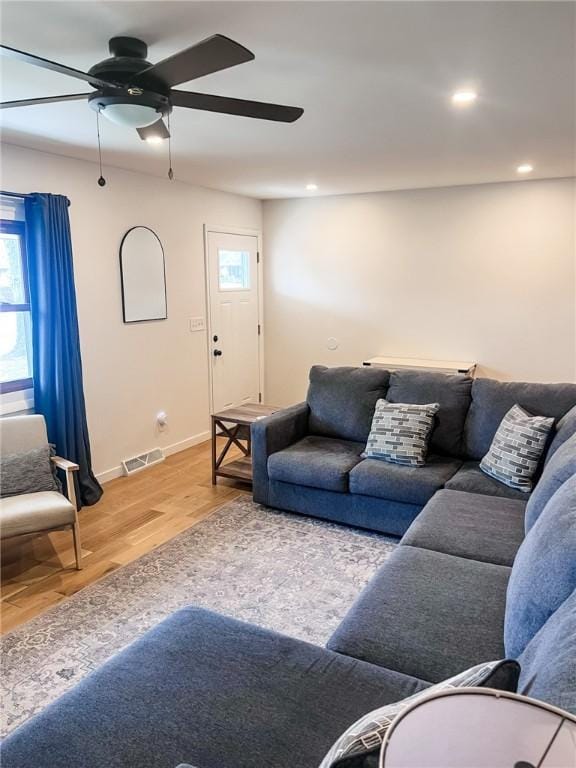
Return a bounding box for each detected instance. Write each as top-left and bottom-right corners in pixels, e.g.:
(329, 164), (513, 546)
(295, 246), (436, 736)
(189, 317), (206, 332)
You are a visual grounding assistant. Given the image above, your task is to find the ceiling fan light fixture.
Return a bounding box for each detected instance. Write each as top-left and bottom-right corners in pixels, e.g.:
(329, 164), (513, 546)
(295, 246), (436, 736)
(145, 135), (164, 145)
(3, 35), (304, 130)
(101, 102), (160, 128)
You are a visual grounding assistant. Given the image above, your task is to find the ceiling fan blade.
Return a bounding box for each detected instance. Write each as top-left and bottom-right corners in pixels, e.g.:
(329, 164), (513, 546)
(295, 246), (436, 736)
(171, 90), (304, 123)
(137, 119), (170, 141)
(132, 34), (254, 88)
(0, 92), (91, 109)
(0, 44), (118, 89)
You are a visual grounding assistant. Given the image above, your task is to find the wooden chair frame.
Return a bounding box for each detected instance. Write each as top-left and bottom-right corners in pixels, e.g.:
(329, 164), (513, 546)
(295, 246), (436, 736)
(51, 455), (82, 570)
(1, 456), (83, 570)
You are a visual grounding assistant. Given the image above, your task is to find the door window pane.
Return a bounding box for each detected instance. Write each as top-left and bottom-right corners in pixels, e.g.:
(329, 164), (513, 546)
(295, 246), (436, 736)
(218, 249), (250, 291)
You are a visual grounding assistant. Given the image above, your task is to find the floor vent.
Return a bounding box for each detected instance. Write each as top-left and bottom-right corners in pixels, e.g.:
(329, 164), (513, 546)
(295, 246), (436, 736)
(122, 448), (165, 476)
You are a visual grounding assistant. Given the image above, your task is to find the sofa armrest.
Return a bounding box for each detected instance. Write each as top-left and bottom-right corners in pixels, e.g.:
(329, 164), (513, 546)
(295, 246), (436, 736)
(251, 402), (310, 505)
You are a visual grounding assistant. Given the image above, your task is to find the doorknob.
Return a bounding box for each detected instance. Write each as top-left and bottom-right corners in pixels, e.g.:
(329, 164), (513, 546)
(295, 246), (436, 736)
(213, 349), (223, 357)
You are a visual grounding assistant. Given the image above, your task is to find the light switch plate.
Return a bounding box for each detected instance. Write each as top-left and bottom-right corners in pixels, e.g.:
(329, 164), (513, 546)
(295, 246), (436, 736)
(189, 317), (206, 332)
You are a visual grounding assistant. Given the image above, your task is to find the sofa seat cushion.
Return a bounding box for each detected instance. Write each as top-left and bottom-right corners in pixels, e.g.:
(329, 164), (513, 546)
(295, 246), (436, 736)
(444, 461), (528, 500)
(402, 490), (526, 567)
(349, 455), (462, 505)
(0, 492), (75, 538)
(327, 545), (510, 683)
(267, 435), (364, 493)
(0, 607), (429, 768)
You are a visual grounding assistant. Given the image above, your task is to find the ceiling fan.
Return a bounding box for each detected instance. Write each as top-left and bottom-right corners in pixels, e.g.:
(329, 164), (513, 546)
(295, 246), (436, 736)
(0, 34), (304, 142)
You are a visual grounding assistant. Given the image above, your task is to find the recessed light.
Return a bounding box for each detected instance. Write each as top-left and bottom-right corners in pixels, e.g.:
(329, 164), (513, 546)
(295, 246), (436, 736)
(452, 90), (477, 106)
(516, 163), (534, 174)
(145, 135), (163, 145)
(305, 183), (318, 191)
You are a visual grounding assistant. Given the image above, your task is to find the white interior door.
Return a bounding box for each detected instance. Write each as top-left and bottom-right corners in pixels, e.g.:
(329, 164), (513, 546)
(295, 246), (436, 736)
(206, 230), (261, 412)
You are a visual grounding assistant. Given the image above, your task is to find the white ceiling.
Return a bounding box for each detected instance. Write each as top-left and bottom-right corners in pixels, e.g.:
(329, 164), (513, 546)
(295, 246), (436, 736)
(1, 1), (574, 198)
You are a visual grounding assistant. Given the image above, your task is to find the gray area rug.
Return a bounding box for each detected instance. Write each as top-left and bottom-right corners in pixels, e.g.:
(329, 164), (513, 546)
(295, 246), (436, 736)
(0, 497), (396, 737)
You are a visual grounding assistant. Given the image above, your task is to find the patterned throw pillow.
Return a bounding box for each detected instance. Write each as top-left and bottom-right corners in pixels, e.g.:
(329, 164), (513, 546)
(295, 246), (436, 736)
(480, 405), (554, 492)
(363, 400), (440, 467)
(0, 445), (61, 498)
(319, 660), (520, 768)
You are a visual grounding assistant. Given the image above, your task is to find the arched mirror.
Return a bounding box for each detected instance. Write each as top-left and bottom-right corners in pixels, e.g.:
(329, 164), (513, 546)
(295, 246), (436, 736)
(120, 226), (167, 323)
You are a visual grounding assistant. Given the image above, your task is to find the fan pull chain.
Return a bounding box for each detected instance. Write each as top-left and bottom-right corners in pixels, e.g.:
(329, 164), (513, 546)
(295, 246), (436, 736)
(167, 111), (174, 181)
(96, 111), (106, 187)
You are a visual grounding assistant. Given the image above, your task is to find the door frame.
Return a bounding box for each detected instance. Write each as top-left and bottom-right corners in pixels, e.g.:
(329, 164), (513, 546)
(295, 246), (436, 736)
(203, 224), (264, 415)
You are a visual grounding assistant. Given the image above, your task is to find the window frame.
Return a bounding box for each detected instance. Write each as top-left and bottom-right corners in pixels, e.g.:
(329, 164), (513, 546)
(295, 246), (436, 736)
(0, 217), (33, 394)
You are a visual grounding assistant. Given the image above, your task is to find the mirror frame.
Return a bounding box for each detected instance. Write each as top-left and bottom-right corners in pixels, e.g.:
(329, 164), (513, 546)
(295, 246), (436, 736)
(119, 226), (168, 323)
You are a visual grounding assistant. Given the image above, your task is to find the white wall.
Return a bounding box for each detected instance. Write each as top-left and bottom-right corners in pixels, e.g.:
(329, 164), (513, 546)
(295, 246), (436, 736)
(3, 144), (574, 474)
(1, 143), (262, 481)
(263, 179), (575, 406)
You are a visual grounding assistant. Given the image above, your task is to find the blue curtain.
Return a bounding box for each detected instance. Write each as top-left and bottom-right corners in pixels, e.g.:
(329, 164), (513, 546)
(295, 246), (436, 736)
(25, 193), (103, 507)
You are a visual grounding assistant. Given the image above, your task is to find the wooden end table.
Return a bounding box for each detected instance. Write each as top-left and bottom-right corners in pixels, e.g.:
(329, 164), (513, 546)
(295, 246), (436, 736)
(211, 403), (279, 486)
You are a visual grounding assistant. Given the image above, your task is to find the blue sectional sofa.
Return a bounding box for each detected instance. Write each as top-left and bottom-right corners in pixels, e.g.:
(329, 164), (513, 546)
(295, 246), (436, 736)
(2, 369), (575, 768)
(252, 366), (576, 535)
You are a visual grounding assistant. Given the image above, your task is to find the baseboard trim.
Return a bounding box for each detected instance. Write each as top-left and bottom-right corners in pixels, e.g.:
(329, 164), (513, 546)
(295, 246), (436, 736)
(96, 430), (211, 485)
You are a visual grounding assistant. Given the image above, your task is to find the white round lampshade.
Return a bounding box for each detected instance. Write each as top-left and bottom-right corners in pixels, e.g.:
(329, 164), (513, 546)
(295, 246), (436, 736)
(380, 688), (576, 768)
(101, 103), (159, 128)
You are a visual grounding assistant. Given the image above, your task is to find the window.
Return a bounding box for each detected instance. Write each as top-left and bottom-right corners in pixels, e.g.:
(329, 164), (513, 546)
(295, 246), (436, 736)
(218, 249), (250, 291)
(0, 218), (33, 393)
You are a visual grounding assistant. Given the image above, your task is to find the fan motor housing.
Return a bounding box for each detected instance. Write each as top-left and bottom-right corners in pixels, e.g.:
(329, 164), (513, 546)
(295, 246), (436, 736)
(88, 36), (168, 93)
(108, 36), (148, 59)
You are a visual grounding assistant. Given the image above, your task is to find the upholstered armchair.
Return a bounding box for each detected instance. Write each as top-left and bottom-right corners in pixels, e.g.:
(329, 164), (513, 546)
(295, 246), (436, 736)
(0, 414), (82, 569)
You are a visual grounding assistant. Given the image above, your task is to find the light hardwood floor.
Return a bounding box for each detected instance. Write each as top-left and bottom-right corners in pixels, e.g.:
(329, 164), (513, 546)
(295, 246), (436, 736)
(0, 440), (249, 635)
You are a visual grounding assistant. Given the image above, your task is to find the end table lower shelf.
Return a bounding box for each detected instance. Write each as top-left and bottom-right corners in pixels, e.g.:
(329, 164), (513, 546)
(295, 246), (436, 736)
(214, 456), (253, 483)
(211, 403), (279, 486)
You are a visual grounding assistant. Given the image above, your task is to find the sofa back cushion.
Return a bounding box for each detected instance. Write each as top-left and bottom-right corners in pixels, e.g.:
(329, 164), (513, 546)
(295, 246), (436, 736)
(462, 378), (576, 461)
(307, 366), (390, 443)
(525, 432), (576, 533)
(386, 371), (472, 457)
(517, 588), (576, 714)
(504, 475), (576, 658)
(545, 404), (576, 466)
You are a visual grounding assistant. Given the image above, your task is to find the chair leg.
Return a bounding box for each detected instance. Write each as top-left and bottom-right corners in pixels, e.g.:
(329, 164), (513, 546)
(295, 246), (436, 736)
(72, 522), (83, 570)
